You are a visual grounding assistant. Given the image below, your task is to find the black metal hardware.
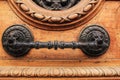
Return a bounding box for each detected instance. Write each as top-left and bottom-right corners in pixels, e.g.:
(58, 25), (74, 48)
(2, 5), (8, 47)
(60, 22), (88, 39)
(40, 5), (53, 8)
(79, 25), (110, 57)
(33, 0), (80, 10)
(2, 25), (110, 57)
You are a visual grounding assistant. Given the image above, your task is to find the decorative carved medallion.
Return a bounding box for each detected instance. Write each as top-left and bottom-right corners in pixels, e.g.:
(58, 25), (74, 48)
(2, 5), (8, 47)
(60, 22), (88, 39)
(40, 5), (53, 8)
(33, 0), (80, 10)
(8, 0), (104, 30)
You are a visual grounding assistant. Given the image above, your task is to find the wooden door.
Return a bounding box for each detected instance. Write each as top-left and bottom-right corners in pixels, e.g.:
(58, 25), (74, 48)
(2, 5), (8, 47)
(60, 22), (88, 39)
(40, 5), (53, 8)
(0, 0), (120, 79)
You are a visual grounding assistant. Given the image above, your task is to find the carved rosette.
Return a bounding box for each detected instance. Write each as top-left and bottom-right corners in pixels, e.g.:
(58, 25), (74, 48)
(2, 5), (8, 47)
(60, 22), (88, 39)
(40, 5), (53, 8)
(8, 0), (104, 30)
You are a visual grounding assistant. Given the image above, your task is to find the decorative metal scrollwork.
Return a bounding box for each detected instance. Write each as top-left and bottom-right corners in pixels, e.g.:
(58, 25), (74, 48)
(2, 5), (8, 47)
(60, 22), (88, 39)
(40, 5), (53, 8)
(2, 25), (110, 57)
(33, 0), (80, 10)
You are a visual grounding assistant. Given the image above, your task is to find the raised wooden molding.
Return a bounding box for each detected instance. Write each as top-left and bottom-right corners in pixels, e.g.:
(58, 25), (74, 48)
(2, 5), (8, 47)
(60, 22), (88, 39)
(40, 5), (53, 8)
(0, 66), (119, 77)
(8, 0), (104, 30)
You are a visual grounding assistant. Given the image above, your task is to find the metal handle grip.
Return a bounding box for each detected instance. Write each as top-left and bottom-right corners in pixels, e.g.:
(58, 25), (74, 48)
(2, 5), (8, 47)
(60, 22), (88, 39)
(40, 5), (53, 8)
(2, 25), (110, 57)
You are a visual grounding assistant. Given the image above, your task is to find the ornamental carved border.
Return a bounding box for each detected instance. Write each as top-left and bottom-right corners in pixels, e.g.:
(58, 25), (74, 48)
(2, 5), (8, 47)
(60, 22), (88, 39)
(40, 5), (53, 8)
(0, 66), (119, 77)
(8, 0), (104, 30)
(14, 0), (98, 23)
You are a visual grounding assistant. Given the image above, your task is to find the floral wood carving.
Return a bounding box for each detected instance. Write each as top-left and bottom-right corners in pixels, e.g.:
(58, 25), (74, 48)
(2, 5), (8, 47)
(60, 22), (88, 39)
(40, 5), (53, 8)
(0, 66), (120, 77)
(8, 0), (104, 30)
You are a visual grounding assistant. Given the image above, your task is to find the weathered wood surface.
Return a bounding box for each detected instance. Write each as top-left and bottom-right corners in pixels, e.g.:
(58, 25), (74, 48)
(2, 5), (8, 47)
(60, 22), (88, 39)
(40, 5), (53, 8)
(0, 0), (120, 79)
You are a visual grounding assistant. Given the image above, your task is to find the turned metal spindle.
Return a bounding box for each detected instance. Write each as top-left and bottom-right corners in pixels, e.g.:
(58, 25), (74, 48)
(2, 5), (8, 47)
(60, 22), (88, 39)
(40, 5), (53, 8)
(6, 40), (101, 50)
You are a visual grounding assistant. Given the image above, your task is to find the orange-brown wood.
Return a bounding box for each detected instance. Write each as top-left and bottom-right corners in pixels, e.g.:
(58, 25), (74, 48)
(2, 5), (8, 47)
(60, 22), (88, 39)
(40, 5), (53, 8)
(0, 0), (120, 60)
(0, 0), (120, 79)
(0, 77), (120, 80)
(8, 0), (104, 30)
(0, 0), (120, 64)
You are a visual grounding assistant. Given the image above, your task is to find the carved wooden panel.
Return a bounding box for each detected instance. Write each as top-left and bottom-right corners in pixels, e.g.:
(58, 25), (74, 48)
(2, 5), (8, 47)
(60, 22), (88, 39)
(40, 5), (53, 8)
(9, 0), (104, 30)
(0, 0), (120, 79)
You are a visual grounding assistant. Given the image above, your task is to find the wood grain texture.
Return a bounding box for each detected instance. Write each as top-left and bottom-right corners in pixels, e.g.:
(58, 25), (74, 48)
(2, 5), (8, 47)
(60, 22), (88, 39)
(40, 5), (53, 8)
(0, 0), (119, 60)
(0, 0), (120, 79)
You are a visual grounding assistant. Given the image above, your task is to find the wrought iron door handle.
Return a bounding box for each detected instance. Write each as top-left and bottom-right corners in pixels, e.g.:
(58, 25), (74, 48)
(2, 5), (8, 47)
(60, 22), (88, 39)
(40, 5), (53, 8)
(2, 25), (110, 57)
